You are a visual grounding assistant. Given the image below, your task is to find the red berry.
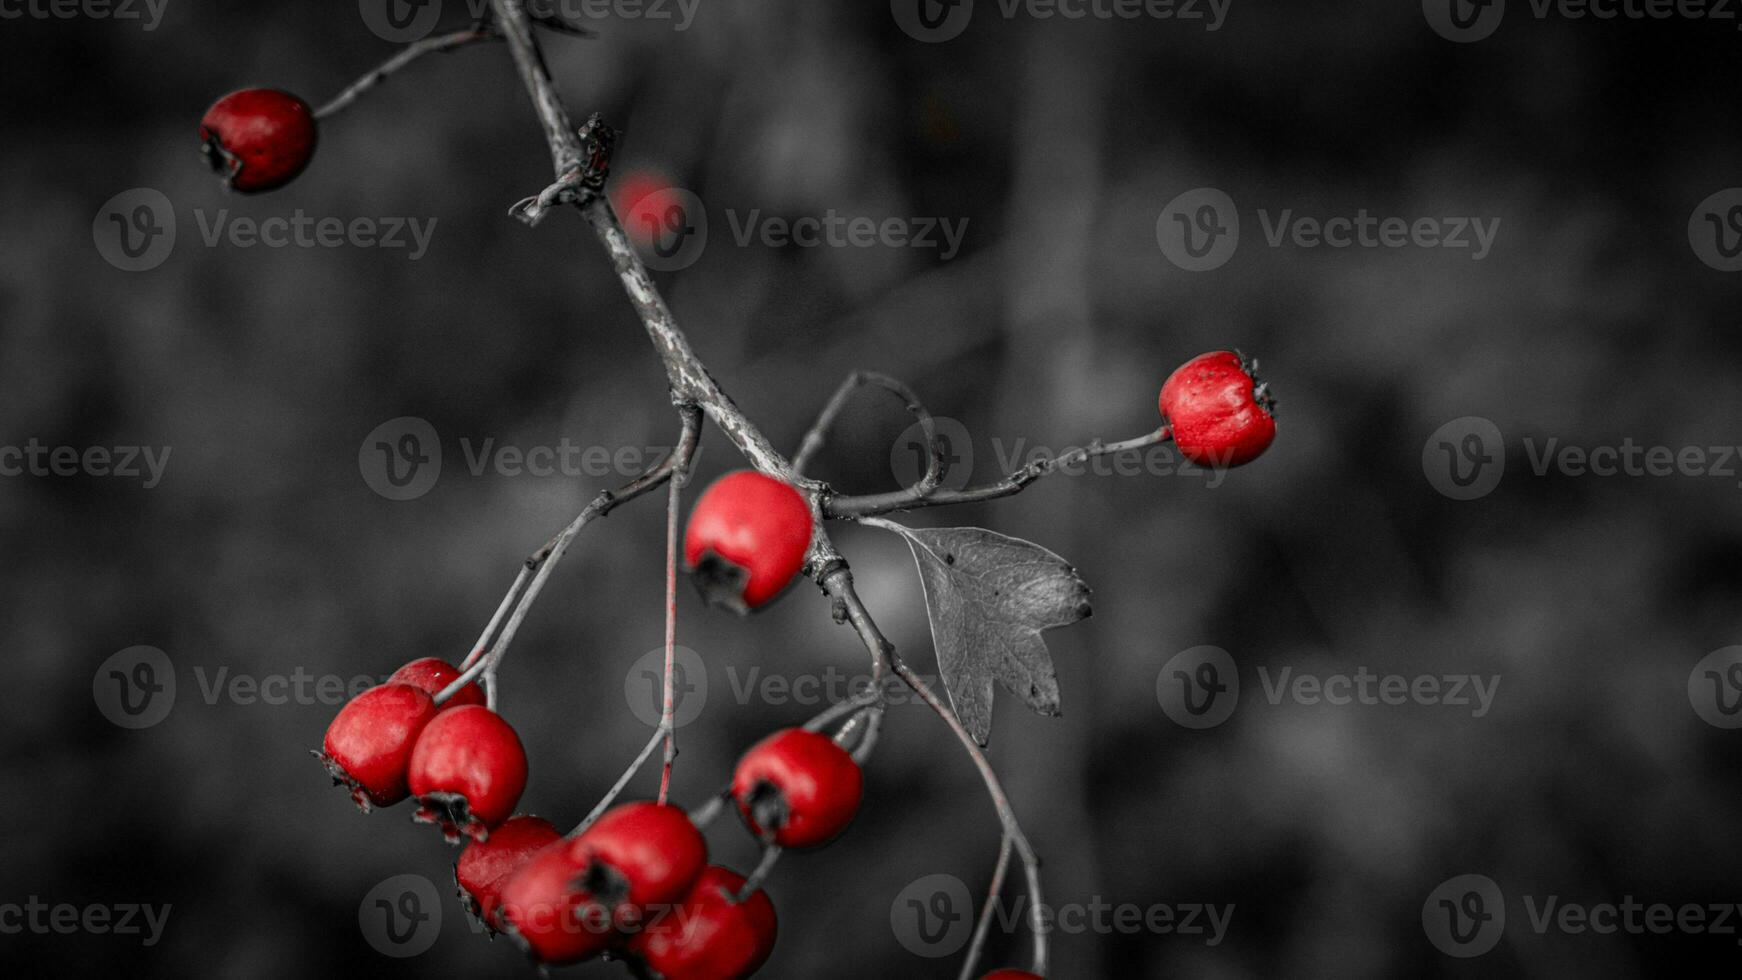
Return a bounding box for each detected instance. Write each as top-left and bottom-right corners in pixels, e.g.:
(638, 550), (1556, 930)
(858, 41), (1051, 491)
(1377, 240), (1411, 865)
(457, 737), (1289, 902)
(731, 729), (862, 849)
(566, 802), (708, 925)
(389, 657), (485, 709)
(456, 814), (562, 933)
(496, 841), (616, 966)
(198, 89), (317, 193)
(980, 972), (1043, 979)
(407, 704), (528, 843)
(315, 682), (437, 811)
(1158, 350), (1276, 468)
(626, 866), (777, 980)
(684, 471), (813, 613)
(611, 169), (685, 251)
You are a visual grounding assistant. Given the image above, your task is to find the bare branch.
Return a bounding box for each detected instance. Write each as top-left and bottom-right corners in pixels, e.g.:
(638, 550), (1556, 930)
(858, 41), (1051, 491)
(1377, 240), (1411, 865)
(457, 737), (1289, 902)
(959, 832), (1014, 980)
(829, 425), (1174, 518)
(315, 28), (501, 120)
(793, 372), (943, 503)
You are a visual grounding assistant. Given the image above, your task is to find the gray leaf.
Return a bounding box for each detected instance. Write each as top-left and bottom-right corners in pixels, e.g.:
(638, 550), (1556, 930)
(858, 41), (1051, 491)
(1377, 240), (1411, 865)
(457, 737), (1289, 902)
(882, 524), (1091, 744)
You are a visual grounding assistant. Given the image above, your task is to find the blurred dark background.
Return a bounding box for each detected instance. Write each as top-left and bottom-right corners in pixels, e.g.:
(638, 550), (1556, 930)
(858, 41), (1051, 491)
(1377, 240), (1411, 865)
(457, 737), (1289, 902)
(4, 1), (1742, 977)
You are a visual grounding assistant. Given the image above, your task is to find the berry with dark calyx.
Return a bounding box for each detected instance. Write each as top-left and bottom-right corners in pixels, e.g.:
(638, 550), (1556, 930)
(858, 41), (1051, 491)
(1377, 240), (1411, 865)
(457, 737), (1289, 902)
(683, 471), (813, 613)
(626, 866), (777, 980)
(407, 704), (528, 843)
(315, 682), (437, 811)
(456, 814), (562, 934)
(198, 89), (317, 193)
(1158, 350), (1277, 468)
(389, 657), (486, 709)
(496, 841), (616, 966)
(731, 729), (862, 849)
(566, 802), (708, 929)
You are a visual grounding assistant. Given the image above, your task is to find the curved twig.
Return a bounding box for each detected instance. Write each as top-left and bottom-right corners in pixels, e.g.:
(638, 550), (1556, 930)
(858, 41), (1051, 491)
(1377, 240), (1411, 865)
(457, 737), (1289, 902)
(315, 28), (501, 120)
(793, 372), (943, 507)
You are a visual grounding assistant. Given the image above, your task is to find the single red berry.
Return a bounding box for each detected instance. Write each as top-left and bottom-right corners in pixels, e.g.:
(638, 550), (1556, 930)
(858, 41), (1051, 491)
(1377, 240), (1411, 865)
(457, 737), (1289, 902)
(198, 89), (318, 193)
(456, 814), (562, 934)
(314, 682), (437, 811)
(684, 471), (813, 613)
(731, 728), (862, 849)
(611, 169), (685, 251)
(496, 841), (617, 966)
(979, 971), (1043, 979)
(1158, 350), (1276, 468)
(626, 866), (777, 980)
(389, 657), (486, 709)
(407, 704), (529, 843)
(566, 802), (708, 927)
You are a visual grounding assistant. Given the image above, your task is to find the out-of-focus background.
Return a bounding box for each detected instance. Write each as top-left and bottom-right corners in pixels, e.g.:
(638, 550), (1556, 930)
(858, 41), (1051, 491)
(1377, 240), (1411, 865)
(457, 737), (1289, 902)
(4, 1), (1742, 977)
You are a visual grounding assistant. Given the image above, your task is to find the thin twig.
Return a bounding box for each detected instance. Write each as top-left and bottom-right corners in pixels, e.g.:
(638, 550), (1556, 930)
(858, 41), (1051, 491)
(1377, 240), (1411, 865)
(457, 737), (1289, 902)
(829, 425), (1173, 518)
(959, 833), (1014, 980)
(315, 28), (500, 120)
(735, 843), (784, 903)
(573, 724), (667, 836)
(793, 372), (943, 505)
(657, 452), (688, 805)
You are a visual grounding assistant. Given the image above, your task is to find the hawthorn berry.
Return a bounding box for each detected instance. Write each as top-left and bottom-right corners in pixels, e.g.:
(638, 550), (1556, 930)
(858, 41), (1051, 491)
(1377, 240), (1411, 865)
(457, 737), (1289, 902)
(315, 682), (437, 811)
(684, 471), (813, 613)
(389, 657), (486, 709)
(626, 865), (778, 980)
(496, 841), (617, 966)
(456, 814), (562, 933)
(407, 704), (529, 843)
(198, 89), (318, 193)
(731, 728), (863, 849)
(566, 802), (708, 927)
(1158, 350), (1276, 468)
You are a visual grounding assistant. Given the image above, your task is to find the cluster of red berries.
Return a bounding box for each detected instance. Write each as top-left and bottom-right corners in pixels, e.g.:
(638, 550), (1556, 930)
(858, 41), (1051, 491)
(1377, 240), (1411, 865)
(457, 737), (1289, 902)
(318, 663), (864, 976)
(199, 88), (318, 193)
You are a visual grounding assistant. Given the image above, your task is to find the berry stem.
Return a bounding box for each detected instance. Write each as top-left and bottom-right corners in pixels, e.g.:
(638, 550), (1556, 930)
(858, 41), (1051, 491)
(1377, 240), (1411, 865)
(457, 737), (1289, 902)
(658, 444), (690, 805)
(959, 832), (1014, 980)
(573, 724), (668, 837)
(315, 28), (501, 121)
(734, 843), (783, 903)
(829, 425), (1174, 518)
(434, 406), (702, 706)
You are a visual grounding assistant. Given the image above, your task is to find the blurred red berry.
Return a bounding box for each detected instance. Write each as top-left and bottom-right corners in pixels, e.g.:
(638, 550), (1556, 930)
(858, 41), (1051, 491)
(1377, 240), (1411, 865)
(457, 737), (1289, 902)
(198, 89), (317, 193)
(732, 728), (863, 849)
(315, 682), (436, 811)
(612, 169), (685, 250)
(1159, 350), (1276, 468)
(408, 704), (528, 843)
(684, 471), (813, 613)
